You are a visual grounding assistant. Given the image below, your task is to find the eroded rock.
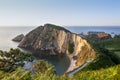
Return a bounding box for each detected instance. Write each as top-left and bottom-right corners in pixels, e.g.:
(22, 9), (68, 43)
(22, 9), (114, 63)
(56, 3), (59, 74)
(12, 34), (24, 42)
(18, 24), (96, 66)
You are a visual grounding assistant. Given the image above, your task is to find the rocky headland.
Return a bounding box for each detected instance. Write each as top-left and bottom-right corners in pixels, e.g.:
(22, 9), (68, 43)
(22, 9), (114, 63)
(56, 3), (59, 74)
(14, 24), (96, 71)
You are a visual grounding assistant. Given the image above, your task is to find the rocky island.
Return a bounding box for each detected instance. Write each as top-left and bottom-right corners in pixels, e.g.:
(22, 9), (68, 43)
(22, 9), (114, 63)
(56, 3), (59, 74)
(14, 24), (96, 71)
(12, 34), (24, 42)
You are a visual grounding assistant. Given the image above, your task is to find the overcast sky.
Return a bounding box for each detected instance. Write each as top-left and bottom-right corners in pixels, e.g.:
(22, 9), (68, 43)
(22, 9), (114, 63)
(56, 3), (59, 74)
(0, 0), (120, 26)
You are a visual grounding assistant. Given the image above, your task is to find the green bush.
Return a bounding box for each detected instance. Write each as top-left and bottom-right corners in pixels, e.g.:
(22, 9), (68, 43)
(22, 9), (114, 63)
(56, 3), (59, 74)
(0, 48), (34, 72)
(68, 42), (74, 54)
(74, 65), (120, 80)
(32, 60), (56, 75)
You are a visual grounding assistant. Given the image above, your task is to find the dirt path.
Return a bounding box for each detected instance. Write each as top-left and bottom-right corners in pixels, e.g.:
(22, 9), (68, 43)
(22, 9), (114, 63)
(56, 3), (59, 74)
(67, 59), (93, 77)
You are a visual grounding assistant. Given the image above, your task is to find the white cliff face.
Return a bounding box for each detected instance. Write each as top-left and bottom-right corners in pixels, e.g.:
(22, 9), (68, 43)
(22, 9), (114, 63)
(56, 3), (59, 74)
(18, 24), (96, 66)
(55, 31), (95, 66)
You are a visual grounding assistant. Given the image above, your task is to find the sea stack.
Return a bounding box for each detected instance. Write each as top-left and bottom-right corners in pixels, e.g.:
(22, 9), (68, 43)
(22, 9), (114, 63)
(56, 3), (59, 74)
(18, 24), (96, 66)
(12, 34), (24, 42)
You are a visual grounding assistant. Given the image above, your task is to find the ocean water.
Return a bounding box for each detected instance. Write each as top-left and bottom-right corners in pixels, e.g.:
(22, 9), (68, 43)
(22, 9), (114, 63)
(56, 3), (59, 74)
(0, 27), (35, 51)
(0, 26), (120, 75)
(65, 26), (120, 37)
(0, 27), (70, 75)
(1, 26), (120, 51)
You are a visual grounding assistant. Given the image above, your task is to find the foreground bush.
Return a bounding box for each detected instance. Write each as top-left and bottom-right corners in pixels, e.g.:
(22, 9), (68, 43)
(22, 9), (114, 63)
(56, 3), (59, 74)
(0, 48), (120, 80)
(0, 48), (34, 72)
(32, 60), (56, 75)
(0, 64), (120, 80)
(73, 65), (120, 80)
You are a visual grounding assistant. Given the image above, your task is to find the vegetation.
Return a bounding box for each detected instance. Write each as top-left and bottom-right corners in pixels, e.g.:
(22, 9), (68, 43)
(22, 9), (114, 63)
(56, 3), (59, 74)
(85, 35), (120, 68)
(0, 62), (120, 80)
(0, 35), (120, 80)
(0, 49), (58, 80)
(0, 48), (34, 72)
(0, 67), (31, 80)
(0, 60), (58, 80)
(97, 35), (120, 64)
(114, 34), (120, 38)
(101, 36), (120, 50)
(74, 44), (115, 73)
(68, 42), (74, 54)
(32, 60), (56, 75)
(73, 35), (120, 79)
(45, 23), (71, 33)
(32, 60), (57, 80)
(73, 64), (120, 80)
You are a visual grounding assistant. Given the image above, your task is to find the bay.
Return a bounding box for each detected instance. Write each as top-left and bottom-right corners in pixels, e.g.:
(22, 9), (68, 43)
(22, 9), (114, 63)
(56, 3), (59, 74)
(0, 26), (120, 75)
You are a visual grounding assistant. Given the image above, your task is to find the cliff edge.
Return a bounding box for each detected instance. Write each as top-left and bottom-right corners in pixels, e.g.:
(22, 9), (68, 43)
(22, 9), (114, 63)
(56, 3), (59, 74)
(18, 24), (96, 66)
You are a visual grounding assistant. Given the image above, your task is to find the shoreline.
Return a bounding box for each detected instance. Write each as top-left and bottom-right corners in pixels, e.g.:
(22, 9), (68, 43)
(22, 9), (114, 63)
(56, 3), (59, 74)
(66, 54), (79, 73)
(65, 54), (93, 77)
(67, 59), (93, 77)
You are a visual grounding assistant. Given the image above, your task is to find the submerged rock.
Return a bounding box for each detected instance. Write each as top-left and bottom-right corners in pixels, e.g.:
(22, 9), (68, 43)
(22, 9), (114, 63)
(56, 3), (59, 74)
(18, 23), (96, 66)
(12, 34), (24, 42)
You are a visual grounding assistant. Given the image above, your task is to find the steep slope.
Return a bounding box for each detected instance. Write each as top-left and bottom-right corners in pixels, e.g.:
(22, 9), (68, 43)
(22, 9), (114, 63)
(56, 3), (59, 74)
(18, 24), (96, 66)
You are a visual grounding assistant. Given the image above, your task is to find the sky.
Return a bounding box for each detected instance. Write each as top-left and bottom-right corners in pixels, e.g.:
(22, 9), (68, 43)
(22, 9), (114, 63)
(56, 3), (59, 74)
(0, 0), (120, 26)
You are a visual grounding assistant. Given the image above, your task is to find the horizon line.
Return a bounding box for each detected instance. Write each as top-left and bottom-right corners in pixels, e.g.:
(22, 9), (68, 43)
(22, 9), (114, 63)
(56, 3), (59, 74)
(0, 25), (120, 27)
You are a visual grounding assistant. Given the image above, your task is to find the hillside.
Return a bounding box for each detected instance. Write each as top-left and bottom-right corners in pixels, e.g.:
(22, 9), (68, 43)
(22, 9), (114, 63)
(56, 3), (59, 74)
(97, 36), (120, 64)
(18, 24), (96, 67)
(0, 55), (120, 80)
(0, 34), (120, 80)
(72, 64), (120, 80)
(7, 24), (120, 80)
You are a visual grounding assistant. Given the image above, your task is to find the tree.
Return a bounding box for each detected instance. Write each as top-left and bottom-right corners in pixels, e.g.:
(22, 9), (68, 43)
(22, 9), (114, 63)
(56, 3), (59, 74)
(32, 60), (56, 75)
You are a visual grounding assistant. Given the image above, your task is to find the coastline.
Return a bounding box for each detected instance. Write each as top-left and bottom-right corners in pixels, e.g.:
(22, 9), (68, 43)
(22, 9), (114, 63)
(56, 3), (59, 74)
(66, 53), (93, 77)
(66, 58), (93, 77)
(66, 54), (79, 73)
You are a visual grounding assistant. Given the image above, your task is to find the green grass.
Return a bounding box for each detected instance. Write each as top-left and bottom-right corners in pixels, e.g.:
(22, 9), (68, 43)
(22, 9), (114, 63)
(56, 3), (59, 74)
(97, 37), (120, 64)
(73, 64), (120, 80)
(0, 35), (120, 80)
(0, 64), (120, 80)
(114, 51), (120, 57)
(100, 37), (120, 50)
(73, 36), (120, 76)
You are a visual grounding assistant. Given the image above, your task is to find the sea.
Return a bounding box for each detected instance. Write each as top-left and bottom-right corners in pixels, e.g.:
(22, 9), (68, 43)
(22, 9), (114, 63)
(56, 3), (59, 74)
(65, 26), (120, 37)
(0, 26), (120, 75)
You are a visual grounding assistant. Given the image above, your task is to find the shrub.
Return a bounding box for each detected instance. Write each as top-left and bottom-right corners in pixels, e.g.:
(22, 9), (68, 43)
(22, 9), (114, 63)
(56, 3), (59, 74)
(68, 42), (74, 54)
(32, 60), (56, 75)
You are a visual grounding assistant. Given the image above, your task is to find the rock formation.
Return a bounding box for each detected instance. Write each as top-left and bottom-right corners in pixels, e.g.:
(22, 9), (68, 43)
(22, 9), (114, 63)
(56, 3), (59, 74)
(12, 34), (24, 42)
(18, 24), (96, 66)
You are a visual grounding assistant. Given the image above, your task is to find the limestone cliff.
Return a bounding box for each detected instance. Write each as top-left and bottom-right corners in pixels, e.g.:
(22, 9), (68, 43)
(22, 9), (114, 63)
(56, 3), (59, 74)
(18, 24), (96, 66)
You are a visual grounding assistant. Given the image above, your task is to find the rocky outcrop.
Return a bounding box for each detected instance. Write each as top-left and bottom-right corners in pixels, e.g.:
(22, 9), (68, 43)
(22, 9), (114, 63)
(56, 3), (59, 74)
(12, 34), (24, 42)
(18, 24), (96, 66)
